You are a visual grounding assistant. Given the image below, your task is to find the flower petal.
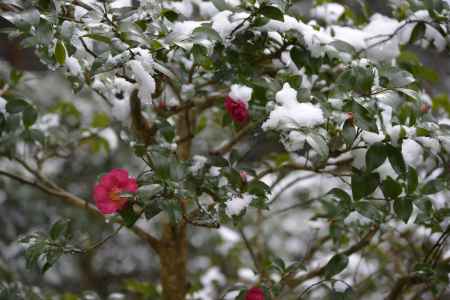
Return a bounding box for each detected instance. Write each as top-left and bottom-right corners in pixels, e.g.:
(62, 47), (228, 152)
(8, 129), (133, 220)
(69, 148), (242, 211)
(109, 168), (130, 187)
(99, 173), (115, 189)
(94, 184), (110, 204)
(124, 178), (138, 193)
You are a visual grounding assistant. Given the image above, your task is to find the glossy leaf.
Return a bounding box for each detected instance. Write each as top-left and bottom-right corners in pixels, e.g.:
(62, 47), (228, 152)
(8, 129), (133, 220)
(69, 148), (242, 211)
(260, 5), (284, 21)
(324, 254), (349, 278)
(394, 197), (413, 223)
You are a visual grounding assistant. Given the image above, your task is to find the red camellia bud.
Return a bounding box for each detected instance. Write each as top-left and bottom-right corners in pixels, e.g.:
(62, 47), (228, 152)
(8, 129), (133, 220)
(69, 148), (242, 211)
(420, 103), (430, 113)
(225, 96), (249, 124)
(245, 287), (265, 300)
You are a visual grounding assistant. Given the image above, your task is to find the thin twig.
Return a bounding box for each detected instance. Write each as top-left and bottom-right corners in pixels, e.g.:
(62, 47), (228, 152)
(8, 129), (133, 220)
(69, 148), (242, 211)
(238, 227), (260, 273)
(210, 122), (256, 155)
(79, 37), (97, 58)
(284, 224), (379, 289)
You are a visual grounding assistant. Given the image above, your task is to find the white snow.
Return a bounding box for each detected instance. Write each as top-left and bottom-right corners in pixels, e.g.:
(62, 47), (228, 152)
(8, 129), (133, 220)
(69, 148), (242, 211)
(311, 3), (345, 24)
(209, 166), (221, 177)
(212, 11), (249, 39)
(402, 138), (423, 167)
(238, 268), (258, 282)
(65, 56), (82, 77)
(282, 131), (306, 152)
(33, 113), (60, 131)
(111, 98), (130, 122)
(361, 131), (385, 145)
(167, 20), (204, 42)
(132, 47), (154, 71)
(258, 9), (447, 61)
(99, 127), (119, 150)
(229, 84), (252, 104)
(0, 97), (6, 113)
(190, 155), (208, 175)
(344, 211), (372, 225)
(111, 0), (131, 8)
(225, 193), (253, 217)
(415, 137), (441, 155)
(128, 60), (155, 103)
(262, 83), (325, 131)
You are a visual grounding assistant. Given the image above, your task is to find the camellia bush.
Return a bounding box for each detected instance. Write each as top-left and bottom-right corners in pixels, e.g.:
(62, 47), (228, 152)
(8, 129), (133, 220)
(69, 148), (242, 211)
(1, 0), (450, 299)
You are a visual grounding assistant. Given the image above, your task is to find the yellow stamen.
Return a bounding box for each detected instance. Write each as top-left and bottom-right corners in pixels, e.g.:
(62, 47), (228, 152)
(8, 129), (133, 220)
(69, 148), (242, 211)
(109, 187), (122, 202)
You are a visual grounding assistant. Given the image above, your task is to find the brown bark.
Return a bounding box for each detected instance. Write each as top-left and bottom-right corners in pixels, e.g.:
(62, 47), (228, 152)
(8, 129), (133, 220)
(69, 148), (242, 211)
(158, 111), (192, 300)
(159, 219), (188, 300)
(176, 110), (192, 161)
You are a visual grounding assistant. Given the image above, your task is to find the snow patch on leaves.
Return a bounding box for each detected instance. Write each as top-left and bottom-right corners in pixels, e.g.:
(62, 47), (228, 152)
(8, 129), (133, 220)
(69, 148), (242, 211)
(262, 83), (325, 131)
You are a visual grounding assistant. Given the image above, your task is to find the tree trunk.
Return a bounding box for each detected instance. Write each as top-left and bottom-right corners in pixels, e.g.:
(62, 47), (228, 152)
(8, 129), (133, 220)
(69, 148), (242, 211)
(159, 221), (188, 300)
(158, 111), (191, 300)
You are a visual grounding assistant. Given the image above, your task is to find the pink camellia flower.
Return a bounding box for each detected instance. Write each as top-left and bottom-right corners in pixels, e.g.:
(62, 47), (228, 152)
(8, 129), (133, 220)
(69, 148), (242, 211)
(93, 169), (138, 214)
(245, 287), (265, 300)
(225, 96), (249, 124)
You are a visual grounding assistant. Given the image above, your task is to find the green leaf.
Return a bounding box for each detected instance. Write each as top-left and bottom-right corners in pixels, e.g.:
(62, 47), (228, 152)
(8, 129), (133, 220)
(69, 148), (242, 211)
(91, 112), (110, 128)
(397, 88), (419, 101)
(119, 203), (140, 227)
(252, 16), (270, 27)
(248, 180), (270, 197)
(381, 176), (402, 199)
(366, 142), (387, 172)
(160, 8), (179, 22)
(260, 5), (284, 21)
(329, 40), (356, 55)
(327, 188), (352, 203)
(386, 145), (406, 176)
(290, 47), (304, 69)
(49, 219), (71, 240)
(306, 133), (329, 159)
(83, 34), (112, 44)
(381, 66), (415, 87)
(409, 22), (426, 44)
(143, 200), (162, 220)
(54, 40), (67, 65)
(324, 254), (349, 278)
(22, 106), (38, 128)
(209, 155), (228, 167)
(342, 119), (356, 146)
(23, 129), (46, 144)
(336, 70), (354, 92)
(192, 25), (222, 42)
(351, 172), (380, 200)
(420, 179), (446, 195)
(6, 98), (30, 114)
(406, 167), (418, 194)
(211, 0), (230, 11)
(352, 100), (378, 133)
(159, 120), (175, 142)
(354, 201), (383, 221)
(289, 46), (321, 75)
(394, 197), (413, 223)
(192, 44), (212, 69)
(353, 66), (374, 95)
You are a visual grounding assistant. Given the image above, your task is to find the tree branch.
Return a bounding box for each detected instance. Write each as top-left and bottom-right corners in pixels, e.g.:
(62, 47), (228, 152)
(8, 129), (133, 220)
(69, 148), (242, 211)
(210, 121), (256, 155)
(385, 274), (423, 300)
(0, 169), (162, 253)
(284, 224), (379, 289)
